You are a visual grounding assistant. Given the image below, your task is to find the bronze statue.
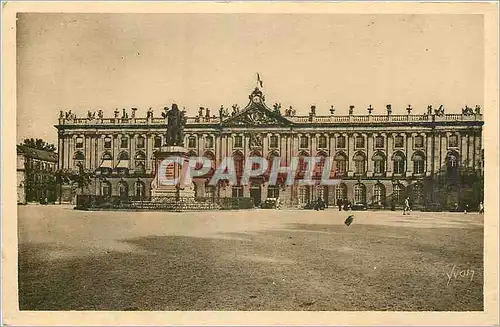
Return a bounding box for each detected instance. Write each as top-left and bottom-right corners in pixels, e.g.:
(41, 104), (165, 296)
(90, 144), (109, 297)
(165, 103), (186, 147)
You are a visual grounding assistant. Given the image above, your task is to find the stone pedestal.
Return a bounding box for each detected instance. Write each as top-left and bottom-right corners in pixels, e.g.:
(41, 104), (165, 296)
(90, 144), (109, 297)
(151, 146), (195, 198)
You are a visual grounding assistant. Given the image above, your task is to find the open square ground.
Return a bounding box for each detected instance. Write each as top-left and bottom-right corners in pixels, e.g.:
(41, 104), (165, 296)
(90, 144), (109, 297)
(18, 206), (483, 311)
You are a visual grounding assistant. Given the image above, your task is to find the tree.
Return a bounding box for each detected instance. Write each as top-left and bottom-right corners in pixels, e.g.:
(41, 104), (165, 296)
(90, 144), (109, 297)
(19, 138), (56, 152)
(55, 165), (93, 203)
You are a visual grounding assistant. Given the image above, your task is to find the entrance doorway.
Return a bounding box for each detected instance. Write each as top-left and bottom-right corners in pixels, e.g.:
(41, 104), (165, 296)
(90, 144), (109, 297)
(250, 183), (262, 207)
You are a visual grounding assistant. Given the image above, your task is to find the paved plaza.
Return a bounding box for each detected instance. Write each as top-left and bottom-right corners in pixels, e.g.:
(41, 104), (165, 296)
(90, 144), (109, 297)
(18, 205), (483, 311)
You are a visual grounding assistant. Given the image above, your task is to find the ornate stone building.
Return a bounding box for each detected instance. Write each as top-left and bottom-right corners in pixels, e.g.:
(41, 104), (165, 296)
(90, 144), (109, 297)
(55, 87), (484, 209)
(17, 145), (58, 204)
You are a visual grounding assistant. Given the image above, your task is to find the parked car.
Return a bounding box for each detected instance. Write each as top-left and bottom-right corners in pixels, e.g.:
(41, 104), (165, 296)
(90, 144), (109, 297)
(304, 200), (327, 210)
(261, 198), (278, 209)
(422, 203), (443, 212)
(351, 202), (367, 211)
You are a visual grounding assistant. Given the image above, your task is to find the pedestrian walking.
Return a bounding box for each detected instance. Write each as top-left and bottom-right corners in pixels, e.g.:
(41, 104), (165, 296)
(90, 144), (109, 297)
(337, 198), (343, 211)
(479, 202), (484, 214)
(464, 203), (469, 214)
(403, 197), (411, 215)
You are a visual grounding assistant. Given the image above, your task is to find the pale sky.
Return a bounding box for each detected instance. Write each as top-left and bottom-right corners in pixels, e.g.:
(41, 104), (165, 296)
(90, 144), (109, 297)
(17, 13), (484, 146)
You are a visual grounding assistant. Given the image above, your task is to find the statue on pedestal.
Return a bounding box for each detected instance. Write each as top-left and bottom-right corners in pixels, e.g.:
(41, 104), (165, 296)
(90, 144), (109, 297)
(165, 103), (187, 147)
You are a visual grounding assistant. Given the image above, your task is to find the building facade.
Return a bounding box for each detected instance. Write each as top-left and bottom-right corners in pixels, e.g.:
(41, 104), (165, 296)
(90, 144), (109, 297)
(17, 145), (58, 204)
(55, 87), (484, 209)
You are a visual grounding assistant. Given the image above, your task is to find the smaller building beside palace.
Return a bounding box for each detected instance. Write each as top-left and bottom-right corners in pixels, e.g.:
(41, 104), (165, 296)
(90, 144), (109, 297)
(17, 145), (58, 204)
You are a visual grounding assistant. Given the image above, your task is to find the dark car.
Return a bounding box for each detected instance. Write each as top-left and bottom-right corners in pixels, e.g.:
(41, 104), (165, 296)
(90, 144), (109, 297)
(304, 200), (327, 210)
(422, 203), (443, 212)
(351, 202), (367, 211)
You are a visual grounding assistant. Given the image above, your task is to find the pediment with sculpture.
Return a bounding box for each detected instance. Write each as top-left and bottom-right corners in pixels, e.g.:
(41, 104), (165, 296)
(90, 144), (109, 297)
(222, 105), (292, 127)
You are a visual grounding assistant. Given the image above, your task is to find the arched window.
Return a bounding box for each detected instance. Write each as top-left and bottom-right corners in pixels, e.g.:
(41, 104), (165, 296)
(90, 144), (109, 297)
(296, 151), (309, 178)
(101, 181), (112, 197)
(354, 183), (366, 204)
(373, 183), (386, 206)
(73, 151), (85, 168)
(393, 183), (406, 204)
(118, 152), (129, 161)
(203, 151), (216, 177)
(354, 152), (366, 175)
(393, 152), (406, 174)
(267, 151), (281, 173)
(116, 152), (130, 172)
(394, 135), (404, 148)
(99, 152), (113, 173)
(334, 183), (347, 204)
(135, 180), (145, 197)
(414, 135), (424, 148)
(316, 185), (329, 204)
(446, 151), (459, 175)
(102, 152), (113, 160)
(334, 152), (347, 176)
(412, 152), (425, 174)
(373, 152), (386, 175)
(411, 183), (424, 206)
(76, 137), (84, 149)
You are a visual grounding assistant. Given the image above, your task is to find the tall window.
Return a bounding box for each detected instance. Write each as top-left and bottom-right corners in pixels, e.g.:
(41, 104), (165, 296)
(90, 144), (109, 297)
(373, 153), (386, 174)
(354, 153), (366, 175)
(267, 185), (279, 199)
(318, 135), (327, 149)
(375, 136), (384, 149)
(373, 184), (385, 205)
(413, 152), (425, 174)
(154, 136), (162, 148)
(270, 135), (279, 148)
(393, 152), (406, 174)
(205, 136), (214, 149)
(334, 183), (347, 204)
(334, 153), (347, 176)
(354, 183), (366, 204)
(234, 135), (243, 148)
(393, 184), (405, 204)
(449, 135), (459, 148)
(298, 185), (310, 204)
(394, 135), (404, 148)
(104, 137), (112, 149)
(300, 136), (309, 149)
(135, 181), (145, 197)
(411, 183), (424, 206)
(188, 136), (196, 148)
(355, 135), (365, 148)
(337, 136), (346, 149)
(137, 136), (145, 149)
(120, 137), (129, 149)
(76, 137), (84, 149)
(414, 135), (424, 148)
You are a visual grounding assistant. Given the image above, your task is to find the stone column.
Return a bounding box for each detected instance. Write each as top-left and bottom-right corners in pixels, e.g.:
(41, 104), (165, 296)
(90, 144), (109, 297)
(367, 133), (374, 177)
(426, 133), (433, 176)
(312, 133), (318, 156)
(329, 133), (336, 156)
(58, 134), (64, 169)
(146, 134), (153, 173)
(441, 133), (449, 168)
(386, 133), (394, 176)
(130, 134), (137, 170)
(474, 131), (481, 171)
(459, 132), (466, 166)
(263, 133), (269, 157)
(347, 133), (354, 177)
(468, 134), (474, 169)
(433, 132), (440, 174)
(407, 133), (416, 175)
